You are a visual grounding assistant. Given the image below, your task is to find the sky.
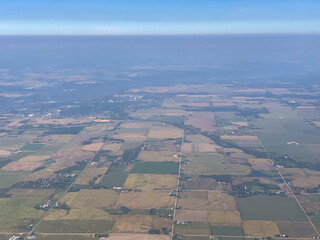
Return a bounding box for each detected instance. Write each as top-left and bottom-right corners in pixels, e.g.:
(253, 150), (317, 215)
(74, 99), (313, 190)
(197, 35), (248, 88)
(0, 0), (320, 35)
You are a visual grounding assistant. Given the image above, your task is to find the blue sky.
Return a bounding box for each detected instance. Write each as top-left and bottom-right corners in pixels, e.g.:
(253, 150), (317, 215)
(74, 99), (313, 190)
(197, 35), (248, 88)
(0, 0), (320, 35)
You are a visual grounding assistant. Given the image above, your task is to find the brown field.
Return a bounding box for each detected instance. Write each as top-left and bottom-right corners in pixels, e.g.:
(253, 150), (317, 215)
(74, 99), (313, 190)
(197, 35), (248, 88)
(0, 150), (10, 156)
(232, 121), (249, 127)
(113, 133), (147, 141)
(51, 134), (75, 142)
(61, 189), (119, 209)
(152, 216), (172, 231)
(103, 143), (122, 153)
(19, 155), (51, 162)
(117, 190), (174, 209)
(178, 191), (238, 211)
(123, 174), (177, 190)
(108, 233), (171, 240)
(280, 168), (320, 188)
(138, 151), (179, 162)
(296, 194), (320, 213)
(208, 210), (241, 224)
(248, 158), (275, 171)
(313, 121), (320, 127)
(52, 145), (95, 165)
(243, 221), (280, 237)
(82, 142), (104, 152)
(175, 209), (208, 222)
(121, 122), (152, 129)
(148, 126), (183, 139)
(2, 159), (43, 171)
(111, 215), (153, 233)
(29, 117), (91, 125)
(185, 102), (211, 107)
(182, 143), (216, 153)
(185, 134), (214, 144)
(220, 135), (258, 140)
(180, 177), (226, 191)
(276, 221), (317, 237)
(45, 208), (111, 221)
(75, 166), (109, 185)
(185, 111), (216, 132)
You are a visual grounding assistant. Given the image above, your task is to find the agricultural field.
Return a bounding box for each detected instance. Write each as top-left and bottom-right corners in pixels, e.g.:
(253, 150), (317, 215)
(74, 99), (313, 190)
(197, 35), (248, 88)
(0, 82), (319, 239)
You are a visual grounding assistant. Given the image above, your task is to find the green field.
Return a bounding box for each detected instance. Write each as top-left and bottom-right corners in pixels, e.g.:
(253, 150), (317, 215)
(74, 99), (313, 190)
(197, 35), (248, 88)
(21, 143), (45, 151)
(0, 170), (30, 188)
(0, 196), (45, 231)
(236, 195), (307, 221)
(37, 220), (114, 233)
(99, 171), (129, 188)
(211, 225), (245, 236)
(174, 222), (210, 235)
(131, 162), (179, 174)
(253, 118), (320, 163)
(34, 235), (92, 240)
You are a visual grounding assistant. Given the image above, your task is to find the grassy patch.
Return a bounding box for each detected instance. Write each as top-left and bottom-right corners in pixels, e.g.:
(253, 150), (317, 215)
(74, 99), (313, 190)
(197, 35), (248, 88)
(37, 220), (114, 233)
(174, 222), (210, 235)
(21, 143), (45, 151)
(236, 195), (307, 221)
(211, 225), (245, 236)
(0, 170), (30, 188)
(99, 171), (129, 188)
(131, 162), (179, 174)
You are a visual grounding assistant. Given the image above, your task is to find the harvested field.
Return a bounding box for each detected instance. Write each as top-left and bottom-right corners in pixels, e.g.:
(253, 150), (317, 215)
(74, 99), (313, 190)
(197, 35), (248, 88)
(148, 126), (183, 139)
(45, 208), (110, 221)
(232, 121), (249, 127)
(178, 191), (238, 211)
(183, 152), (251, 176)
(108, 233), (171, 240)
(114, 133), (147, 141)
(152, 215), (172, 231)
(185, 111), (216, 132)
(0, 150), (10, 156)
(296, 194), (320, 213)
(280, 168), (320, 188)
(123, 174), (177, 190)
(243, 220), (280, 237)
(117, 190), (174, 209)
(51, 134), (75, 142)
(103, 143), (122, 153)
(121, 122), (152, 129)
(220, 135), (258, 140)
(138, 151), (179, 162)
(277, 221), (317, 237)
(182, 143), (216, 153)
(2, 160), (42, 171)
(75, 166), (108, 185)
(175, 209), (208, 222)
(185, 134), (214, 144)
(82, 142), (104, 152)
(248, 158), (276, 170)
(180, 177), (220, 190)
(208, 210), (242, 224)
(111, 215), (153, 233)
(61, 189), (119, 209)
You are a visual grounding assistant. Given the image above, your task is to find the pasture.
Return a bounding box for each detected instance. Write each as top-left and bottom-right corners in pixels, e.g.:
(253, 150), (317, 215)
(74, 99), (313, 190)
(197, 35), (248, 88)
(236, 195), (307, 221)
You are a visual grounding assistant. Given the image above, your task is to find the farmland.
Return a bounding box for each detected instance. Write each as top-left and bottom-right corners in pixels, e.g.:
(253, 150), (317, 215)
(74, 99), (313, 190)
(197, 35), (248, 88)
(0, 81), (319, 239)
